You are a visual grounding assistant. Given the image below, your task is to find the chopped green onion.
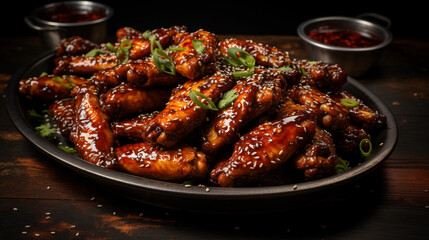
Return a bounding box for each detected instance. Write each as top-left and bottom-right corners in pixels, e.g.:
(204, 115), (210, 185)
(225, 47), (256, 79)
(51, 76), (74, 89)
(64, 76), (76, 87)
(232, 69), (254, 78)
(153, 48), (176, 75)
(217, 89), (237, 109)
(192, 39), (206, 54)
(277, 66), (293, 72)
(335, 157), (351, 173)
(227, 47), (255, 68)
(142, 30), (152, 39)
(189, 89), (218, 111)
(105, 42), (116, 52)
(359, 138), (373, 158)
(340, 98), (360, 107)
(116, 39), (132, 65)
(300, 66), (307, 76)
(169, 46), (188, 51)
(28, 109), (44, 122)
(58, 145), (77, 153)
(39, 72), (49, 77)
(84, 48), (106, 57)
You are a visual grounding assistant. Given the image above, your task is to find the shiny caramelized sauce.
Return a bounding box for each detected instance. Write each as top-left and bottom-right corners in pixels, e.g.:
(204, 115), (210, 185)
(39, 4), (105, 23)
(308, 28), (383, 48)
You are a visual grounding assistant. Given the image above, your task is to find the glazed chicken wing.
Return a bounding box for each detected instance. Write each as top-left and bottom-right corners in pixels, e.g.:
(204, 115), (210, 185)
(101, 82), (171, 120)
(293, 59), (347, 92)
(111, 112), (158, 142)
(55, 36), (99, 57)
(145, 71), (234, 147)
(287, 84), (350, 131)
(335, 124), (372, 155)
(330, 90), (387, 131)
(49, 99), (76, 137)
(171, 29), (219, 79)
(276, 99), (337, 180)
(69, 85), (117, 168)
(125, 58), (186, 88)
(293, 127), (338, 181)
(19, 74), (87, 102)
(219, 38), (291, 68)
(115, 142), (208, 182)
(210, 115), (316, 187)
(201, 69), (284, 155)
(54, 53), (118, 76)
(126, 25), (186, 60)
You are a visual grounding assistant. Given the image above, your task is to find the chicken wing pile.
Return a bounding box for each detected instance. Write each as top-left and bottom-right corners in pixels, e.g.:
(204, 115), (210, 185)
(18, 25), (387, 187)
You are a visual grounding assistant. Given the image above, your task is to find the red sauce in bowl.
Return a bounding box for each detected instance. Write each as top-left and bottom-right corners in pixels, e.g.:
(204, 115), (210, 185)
(308, 29), (383, 48)
(39, 3), (105, 23)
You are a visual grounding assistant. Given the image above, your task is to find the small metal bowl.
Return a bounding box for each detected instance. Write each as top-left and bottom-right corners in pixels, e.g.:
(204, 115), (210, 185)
(25, 1), (113, 49)
(297, 15), (392, 77)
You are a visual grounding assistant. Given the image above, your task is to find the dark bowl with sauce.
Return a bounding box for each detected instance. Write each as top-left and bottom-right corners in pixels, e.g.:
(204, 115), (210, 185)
(25, 1), (113, 49)
(297, 15), (392, 77)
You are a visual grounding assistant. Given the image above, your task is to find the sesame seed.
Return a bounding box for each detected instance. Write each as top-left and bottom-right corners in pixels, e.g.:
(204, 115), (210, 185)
(25, 225), (31, 228)
(13, 207), (18, 211)
(21, 231), (27, 235)
(185, 184), (192, 188)
(97, 204), (102, 208)
(76, 232), (80, 237)
(205, 187), (210, 192)
(293, 185), (298, 190)
(70, 225), (76, 228)
(51, 231), (56, 235)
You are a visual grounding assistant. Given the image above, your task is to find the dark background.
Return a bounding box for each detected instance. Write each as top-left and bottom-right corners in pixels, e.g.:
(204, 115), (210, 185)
(2, 0), (427, 40)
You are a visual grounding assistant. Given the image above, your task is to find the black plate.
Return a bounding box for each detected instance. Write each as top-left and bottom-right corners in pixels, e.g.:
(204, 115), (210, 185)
(6, 51), (397, 214)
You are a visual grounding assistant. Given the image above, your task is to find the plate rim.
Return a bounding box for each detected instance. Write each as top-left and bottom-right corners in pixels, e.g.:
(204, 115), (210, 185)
(5, 51), (398, 205)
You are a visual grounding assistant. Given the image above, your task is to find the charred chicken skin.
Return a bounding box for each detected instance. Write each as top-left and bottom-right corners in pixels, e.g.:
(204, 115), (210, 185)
(115, 142), (208, 182)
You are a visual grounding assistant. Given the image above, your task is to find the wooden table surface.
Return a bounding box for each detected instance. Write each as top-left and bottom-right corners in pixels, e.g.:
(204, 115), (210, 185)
(1, 35), (428, 240)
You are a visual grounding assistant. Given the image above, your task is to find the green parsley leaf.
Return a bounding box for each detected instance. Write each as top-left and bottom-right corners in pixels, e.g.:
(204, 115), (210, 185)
(35, 123), (56, 141)
(84, 48), (107, 57)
